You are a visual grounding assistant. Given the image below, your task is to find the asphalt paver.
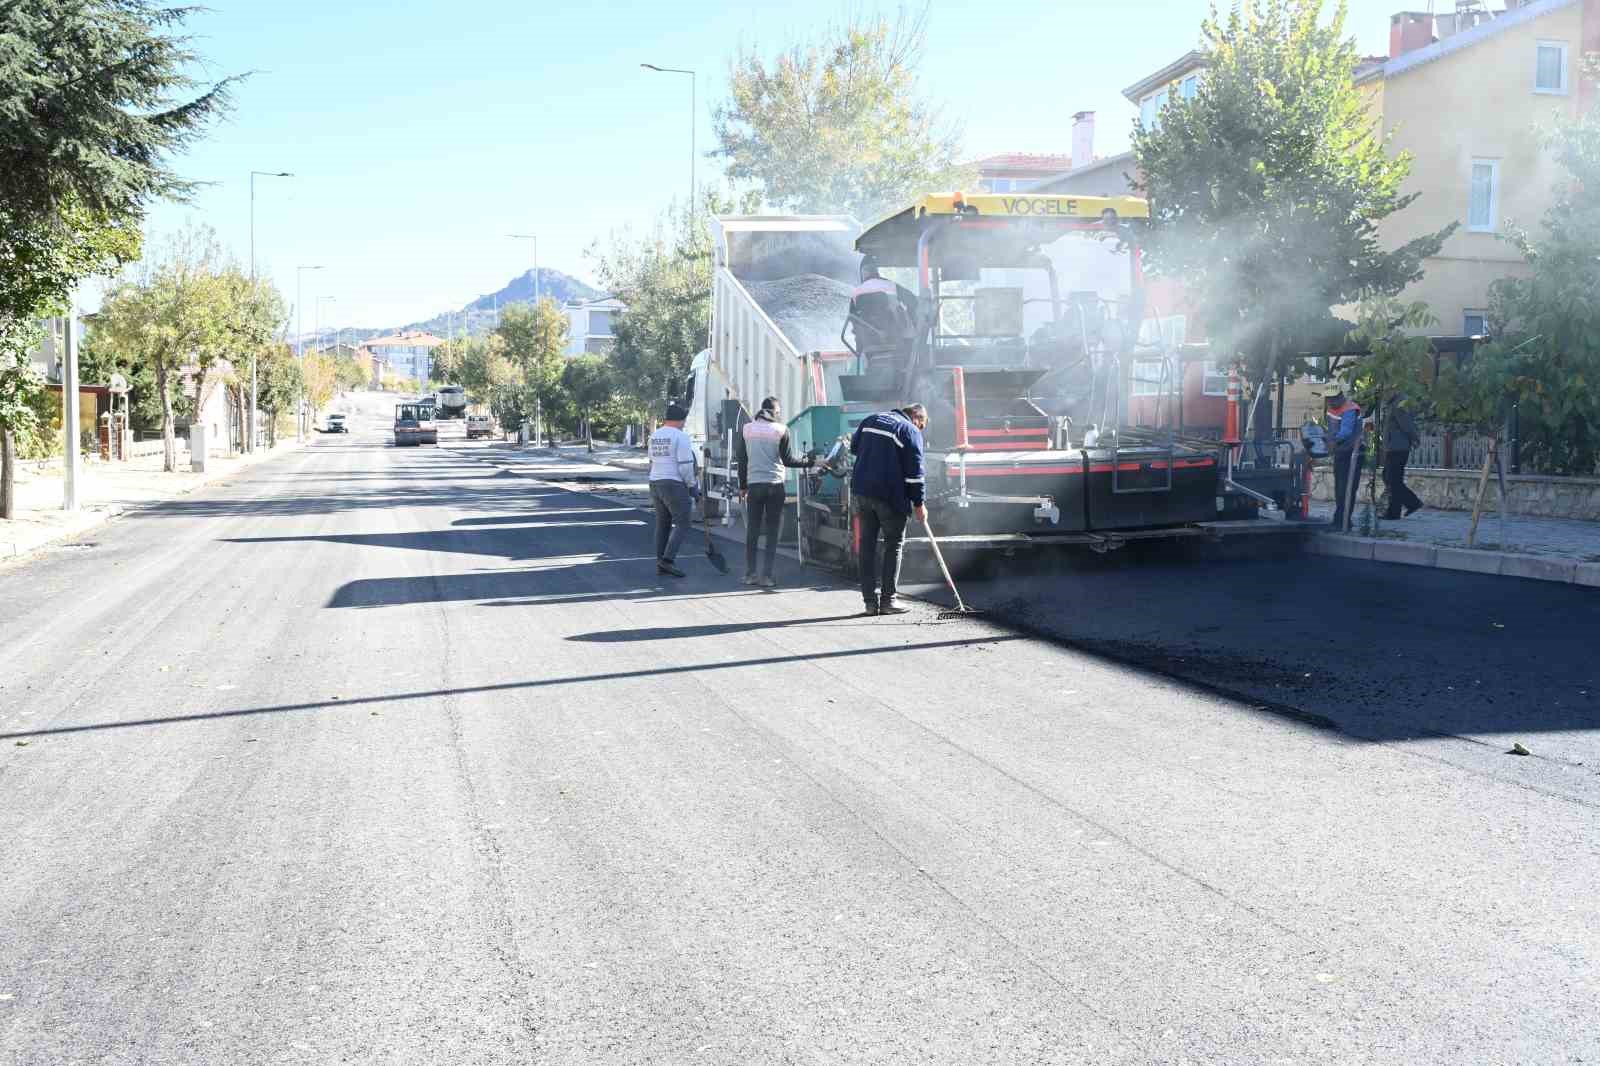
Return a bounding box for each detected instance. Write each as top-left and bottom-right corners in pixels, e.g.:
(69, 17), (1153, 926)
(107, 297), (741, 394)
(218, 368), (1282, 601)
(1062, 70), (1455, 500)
(2, 422), (1596, 1064)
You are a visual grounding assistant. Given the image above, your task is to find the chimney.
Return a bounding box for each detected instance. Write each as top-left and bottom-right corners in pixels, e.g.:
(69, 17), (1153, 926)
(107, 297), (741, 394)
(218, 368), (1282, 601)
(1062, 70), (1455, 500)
(1389, 11), (1434, 57)
(1071, 111), (1095, 170)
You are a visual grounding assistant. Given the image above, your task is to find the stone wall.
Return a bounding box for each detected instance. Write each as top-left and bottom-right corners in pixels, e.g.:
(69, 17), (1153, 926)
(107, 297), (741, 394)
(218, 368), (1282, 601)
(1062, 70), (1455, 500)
(1311, 466), (1600, 520)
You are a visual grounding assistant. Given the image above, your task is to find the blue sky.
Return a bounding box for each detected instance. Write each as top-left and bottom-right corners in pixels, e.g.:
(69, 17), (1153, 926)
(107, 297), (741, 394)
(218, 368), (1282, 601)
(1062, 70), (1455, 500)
(136, 0), (1407, 331)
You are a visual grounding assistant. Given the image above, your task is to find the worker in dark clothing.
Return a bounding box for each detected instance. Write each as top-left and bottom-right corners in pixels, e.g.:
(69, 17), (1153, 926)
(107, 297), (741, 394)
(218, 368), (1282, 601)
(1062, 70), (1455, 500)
(850, 403), (928, 616)
(1382, 393), (1425, 518)
(847, 256), (914, 362)
(1326, 391), (1365, 530)
(735, 395), (815, 588)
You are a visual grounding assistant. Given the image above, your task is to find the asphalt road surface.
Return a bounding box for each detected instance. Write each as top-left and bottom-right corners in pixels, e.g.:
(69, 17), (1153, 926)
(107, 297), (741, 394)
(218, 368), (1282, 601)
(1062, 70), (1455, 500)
(2, 421), (1596, 1065)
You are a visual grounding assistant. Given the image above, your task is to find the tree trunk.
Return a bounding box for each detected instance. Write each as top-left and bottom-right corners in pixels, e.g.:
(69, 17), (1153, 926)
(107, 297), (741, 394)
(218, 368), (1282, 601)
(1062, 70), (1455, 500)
(1, 428), (15, 521)
(158, 362), (176, 473)
(1467, 436), (1496, 547)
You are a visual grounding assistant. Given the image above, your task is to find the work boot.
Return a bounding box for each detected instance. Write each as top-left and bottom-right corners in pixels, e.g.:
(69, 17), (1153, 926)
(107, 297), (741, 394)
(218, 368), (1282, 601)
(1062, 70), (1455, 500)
(658, 559), (686, 578)
(878, 599), (911, 616)
(743, 573), (759, 585)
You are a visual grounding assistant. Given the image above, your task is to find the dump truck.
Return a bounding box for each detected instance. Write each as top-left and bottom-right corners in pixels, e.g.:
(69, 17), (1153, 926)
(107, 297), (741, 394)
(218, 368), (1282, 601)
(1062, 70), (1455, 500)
(436, 385), (468, 420)
(684, 214), (863, 519)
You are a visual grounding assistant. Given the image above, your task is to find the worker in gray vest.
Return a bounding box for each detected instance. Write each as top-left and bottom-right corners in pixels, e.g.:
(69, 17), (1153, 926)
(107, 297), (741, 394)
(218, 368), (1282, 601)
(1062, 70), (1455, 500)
(647, 403), (698, 577)
(735, 396), (815, 587)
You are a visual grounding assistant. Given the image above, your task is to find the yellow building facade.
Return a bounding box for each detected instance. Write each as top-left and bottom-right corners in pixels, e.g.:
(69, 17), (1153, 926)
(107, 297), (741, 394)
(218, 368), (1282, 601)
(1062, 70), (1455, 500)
(1362, 0), (1595, 336)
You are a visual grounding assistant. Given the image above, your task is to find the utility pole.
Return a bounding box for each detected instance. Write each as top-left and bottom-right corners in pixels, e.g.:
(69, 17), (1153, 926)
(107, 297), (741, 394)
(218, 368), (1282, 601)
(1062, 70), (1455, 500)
(62, 314), (80, 511)
(641, 64), (696, 213)
(249, 170), (292, 453)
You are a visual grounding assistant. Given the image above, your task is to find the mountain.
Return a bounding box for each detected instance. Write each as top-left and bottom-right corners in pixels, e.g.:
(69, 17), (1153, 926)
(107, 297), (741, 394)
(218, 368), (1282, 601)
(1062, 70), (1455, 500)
(311, 267), (605, 347)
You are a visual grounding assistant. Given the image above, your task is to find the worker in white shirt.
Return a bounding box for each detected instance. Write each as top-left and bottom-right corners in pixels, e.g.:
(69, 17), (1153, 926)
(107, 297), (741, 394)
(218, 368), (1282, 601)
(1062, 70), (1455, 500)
(647, 403), (698, 577)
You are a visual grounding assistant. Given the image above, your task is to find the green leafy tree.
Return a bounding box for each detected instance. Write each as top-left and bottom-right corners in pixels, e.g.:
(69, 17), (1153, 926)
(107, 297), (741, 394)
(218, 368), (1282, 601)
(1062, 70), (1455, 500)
(430, 336), (466, 387)
(214, 269), (286, 451)
(1, 204), (142, 514)
(301, 351), (339, 416)
(561, 355), (620, 450)
(0, 0), (236, 220)
(1339, 297), (1437, 532)
(1466, 79), (1600, 477)
(589, 199), (720, 410)
(714, 7), (974, 220)
(494, 298), (568, 438)
(1133, 0), (1453, 417)
(1, 0), (232, 508)
(92, 225), (232, 471)
(334, 356), (368, 394)
(255, 343), (302, 446)
(0, 335), (45, 518)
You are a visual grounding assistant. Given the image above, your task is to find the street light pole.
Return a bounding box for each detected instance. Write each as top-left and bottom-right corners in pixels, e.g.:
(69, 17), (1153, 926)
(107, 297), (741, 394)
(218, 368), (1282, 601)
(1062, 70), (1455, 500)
(508, 233), (539, 305)
(249, 170), (292, 452)
(641, 64), (696, 212)
(507, 234), (543, 443)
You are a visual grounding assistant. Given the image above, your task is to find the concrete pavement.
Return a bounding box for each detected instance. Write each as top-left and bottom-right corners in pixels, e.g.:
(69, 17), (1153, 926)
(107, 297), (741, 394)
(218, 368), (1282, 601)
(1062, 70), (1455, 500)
(1, 439), (304, 562)
(2, 419), (1597, 1064)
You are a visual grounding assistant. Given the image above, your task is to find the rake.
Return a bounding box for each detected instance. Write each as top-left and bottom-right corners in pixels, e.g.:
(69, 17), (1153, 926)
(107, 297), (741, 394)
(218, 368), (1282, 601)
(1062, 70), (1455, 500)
(922, 516), (981, 619)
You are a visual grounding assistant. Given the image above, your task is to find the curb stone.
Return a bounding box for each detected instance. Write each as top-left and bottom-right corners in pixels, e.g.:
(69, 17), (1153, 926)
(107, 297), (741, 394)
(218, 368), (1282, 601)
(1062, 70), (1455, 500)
(1312, 532), (1594, 588)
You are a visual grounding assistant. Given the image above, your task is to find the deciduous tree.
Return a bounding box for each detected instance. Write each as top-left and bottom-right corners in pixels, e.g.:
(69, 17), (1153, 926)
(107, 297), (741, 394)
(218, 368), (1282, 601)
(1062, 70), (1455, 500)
(1468, 78), (1600, 477)
(1, 0), (231, 504)
(494, 298), (568, 437)
(713, 6), (973, 221)
(92, 225), (232, 471)
(1134, 0), (1452, 414)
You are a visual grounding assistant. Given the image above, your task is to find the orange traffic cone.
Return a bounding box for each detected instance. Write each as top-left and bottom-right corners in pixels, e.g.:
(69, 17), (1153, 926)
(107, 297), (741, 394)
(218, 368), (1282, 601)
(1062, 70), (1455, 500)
(1223, 370), (1242, 445)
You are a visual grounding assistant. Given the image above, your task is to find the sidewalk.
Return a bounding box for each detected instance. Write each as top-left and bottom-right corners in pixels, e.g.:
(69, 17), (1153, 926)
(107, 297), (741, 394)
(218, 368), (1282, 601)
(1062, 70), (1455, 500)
(1, 440), (304, 562)
(1307, 500), (1600, 586)
(492, 440), (1600, 586)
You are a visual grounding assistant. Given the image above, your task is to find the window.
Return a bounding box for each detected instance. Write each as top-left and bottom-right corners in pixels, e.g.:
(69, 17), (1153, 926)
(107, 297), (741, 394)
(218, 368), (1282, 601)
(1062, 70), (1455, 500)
(1535, 41), (1568, 94)
(1138, 88), (1169, 130)
(1463, 311), (1487, 337)
(588, 310), (612, 336)
(988, 177), (1013, 193)
(1201, 360), (1230, 397)
(1130, 360), (1167, 397)
(1468, 159), (1499, 232)
(1181, 74), (1199, 100)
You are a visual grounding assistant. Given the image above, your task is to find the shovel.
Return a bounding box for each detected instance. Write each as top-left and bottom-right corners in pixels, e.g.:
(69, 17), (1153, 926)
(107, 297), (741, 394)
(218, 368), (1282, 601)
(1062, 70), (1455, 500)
(922, 515), (980, 619)
(700, 494), (729, 574)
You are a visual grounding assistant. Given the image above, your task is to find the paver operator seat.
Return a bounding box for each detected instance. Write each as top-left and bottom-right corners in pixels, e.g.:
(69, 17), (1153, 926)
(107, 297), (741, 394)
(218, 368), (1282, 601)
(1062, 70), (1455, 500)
(844, 254), (917, 373)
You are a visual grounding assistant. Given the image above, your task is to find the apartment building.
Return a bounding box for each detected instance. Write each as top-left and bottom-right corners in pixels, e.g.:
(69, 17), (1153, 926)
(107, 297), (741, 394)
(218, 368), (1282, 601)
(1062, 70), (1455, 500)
(1362, 0), (1598, 336)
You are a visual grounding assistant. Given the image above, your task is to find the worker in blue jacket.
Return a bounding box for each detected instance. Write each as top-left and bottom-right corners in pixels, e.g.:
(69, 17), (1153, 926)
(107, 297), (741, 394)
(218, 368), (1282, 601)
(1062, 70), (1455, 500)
(1325, 391), (1365, 530)
(850, 403), (928, 616)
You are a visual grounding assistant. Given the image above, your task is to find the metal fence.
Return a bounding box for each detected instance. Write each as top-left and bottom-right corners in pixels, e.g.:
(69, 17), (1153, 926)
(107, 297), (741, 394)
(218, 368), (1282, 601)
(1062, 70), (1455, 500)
(1411, 427), (1506, 472)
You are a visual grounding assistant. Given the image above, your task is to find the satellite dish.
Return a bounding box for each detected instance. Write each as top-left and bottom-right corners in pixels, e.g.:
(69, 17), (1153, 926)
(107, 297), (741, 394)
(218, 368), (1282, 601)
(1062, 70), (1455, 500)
(108, 373), (130, 394)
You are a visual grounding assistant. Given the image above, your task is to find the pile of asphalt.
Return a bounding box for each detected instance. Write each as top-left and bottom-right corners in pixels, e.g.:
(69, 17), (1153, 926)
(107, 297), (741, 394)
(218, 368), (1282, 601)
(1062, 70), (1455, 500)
(744, 273), (854, 354)
(735, 232), (859, 284)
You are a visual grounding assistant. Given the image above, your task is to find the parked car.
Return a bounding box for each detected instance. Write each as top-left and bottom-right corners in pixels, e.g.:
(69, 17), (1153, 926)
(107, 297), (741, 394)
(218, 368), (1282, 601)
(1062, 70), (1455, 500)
(324, 413), (348, 434)
(465, 413), (493, 440)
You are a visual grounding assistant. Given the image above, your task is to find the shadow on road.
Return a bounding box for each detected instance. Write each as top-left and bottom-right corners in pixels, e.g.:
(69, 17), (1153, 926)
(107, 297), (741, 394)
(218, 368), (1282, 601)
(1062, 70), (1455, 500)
(0, 635), (1016, 742)
(569, 615), (871, 642)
